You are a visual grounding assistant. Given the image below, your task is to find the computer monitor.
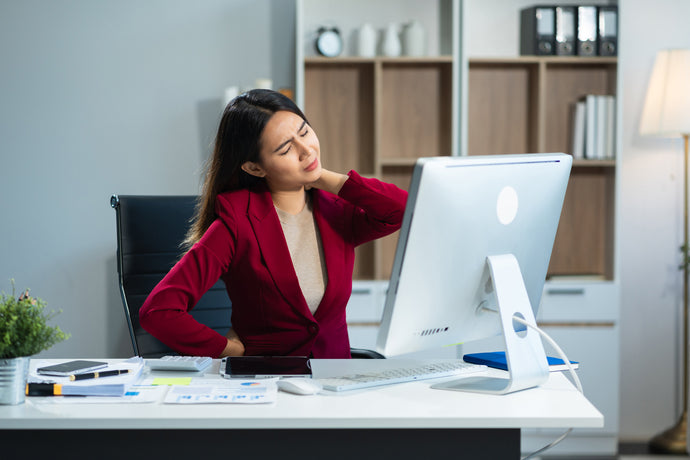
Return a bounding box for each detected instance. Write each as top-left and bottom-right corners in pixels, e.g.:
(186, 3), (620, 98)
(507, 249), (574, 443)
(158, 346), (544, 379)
(376, 153), (572, 394)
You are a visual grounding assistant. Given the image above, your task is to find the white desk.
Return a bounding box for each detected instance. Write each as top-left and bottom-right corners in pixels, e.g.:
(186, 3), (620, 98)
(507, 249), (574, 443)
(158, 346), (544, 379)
(0, 359), (603, 459)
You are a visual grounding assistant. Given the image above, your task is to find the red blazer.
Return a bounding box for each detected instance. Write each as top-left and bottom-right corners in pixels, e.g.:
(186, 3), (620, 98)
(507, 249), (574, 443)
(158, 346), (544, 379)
(139, 171), (407, 358)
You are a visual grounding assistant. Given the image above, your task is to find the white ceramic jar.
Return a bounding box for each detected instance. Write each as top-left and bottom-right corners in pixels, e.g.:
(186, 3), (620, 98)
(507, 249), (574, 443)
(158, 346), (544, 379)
(382, 23), (401, 57)
(403, 20), (426, 56)
(357, 23), (376, 57)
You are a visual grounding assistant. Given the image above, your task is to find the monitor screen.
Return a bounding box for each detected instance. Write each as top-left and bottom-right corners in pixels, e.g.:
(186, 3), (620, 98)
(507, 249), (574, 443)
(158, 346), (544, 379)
(376, 153), (572, 393)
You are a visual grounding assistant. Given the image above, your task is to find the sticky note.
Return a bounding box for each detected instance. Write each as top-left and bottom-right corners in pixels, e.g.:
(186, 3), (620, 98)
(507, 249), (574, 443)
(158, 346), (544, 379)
(152, 377), (192, 386)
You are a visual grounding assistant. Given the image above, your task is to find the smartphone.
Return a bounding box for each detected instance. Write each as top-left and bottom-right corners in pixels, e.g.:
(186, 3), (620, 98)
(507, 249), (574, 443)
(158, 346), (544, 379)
(220, 356), (312, 379)
(37, 360), (108, 376)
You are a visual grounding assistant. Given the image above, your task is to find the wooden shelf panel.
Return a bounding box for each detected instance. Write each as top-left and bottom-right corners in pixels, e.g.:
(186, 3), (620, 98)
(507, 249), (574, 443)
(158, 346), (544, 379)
(380, 157), (419, 167)
(380, 62), (453, 160)
(376, 166), (414, 280)
(549, 167), (615, 279)
(304, 62), (375, 175)
(377, 232), (399, 281)
(353, 242), (375, 280)
(468, 62), (538, 155)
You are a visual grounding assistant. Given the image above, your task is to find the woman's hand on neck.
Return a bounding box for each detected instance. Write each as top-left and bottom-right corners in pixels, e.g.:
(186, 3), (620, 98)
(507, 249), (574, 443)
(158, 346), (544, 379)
(306, 169), (348, 195)
(268, 169), (348, 215)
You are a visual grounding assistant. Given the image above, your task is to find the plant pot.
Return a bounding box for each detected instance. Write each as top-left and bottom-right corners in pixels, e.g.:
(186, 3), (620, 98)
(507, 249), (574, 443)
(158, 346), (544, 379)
(0, 357), (30, 404)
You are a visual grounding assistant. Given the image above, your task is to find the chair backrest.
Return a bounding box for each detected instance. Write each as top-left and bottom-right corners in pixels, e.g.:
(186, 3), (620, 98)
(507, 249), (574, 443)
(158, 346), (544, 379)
(111, 195), (232, 358)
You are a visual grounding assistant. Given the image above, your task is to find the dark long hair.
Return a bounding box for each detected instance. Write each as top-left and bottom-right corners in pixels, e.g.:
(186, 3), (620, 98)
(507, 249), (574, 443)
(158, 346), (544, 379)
(184, 89), (308, 249)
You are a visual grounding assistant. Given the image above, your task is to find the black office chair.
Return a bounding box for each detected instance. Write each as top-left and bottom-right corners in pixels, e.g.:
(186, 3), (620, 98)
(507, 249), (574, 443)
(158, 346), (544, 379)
(350, 348), (385, 359)
(111, 195), (232, 358)
(111, 194), (383, 360)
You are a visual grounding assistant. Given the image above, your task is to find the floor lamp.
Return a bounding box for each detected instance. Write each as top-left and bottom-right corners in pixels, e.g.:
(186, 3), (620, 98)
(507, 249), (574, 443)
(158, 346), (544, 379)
(640, 48), (690, 455)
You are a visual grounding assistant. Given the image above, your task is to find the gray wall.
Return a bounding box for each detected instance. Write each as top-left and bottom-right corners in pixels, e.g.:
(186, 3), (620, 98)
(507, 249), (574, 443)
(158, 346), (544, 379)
(0, 0), (294, 358)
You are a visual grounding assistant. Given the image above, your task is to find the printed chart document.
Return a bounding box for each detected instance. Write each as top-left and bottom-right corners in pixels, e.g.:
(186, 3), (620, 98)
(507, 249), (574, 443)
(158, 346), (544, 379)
(163, 380), (277, 404)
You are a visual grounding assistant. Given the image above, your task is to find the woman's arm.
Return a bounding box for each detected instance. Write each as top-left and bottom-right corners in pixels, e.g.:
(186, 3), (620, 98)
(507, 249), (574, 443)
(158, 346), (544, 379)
(139, 220), (236, 357)
(313, 169), (408, 246)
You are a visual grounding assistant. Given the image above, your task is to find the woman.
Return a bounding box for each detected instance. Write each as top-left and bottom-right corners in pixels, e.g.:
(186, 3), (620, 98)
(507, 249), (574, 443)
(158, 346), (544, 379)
(139, 89), (407, 358)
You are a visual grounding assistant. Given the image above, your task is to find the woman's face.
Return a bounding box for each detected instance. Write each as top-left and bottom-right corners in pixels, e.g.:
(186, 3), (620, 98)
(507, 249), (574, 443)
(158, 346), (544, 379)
(243, 110), (322, 192)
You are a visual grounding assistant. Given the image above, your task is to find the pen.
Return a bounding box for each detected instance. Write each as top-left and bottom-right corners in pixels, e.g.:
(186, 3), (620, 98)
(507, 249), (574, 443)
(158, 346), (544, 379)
(26, 383), (63, 396)
(69, 369), (131, 381)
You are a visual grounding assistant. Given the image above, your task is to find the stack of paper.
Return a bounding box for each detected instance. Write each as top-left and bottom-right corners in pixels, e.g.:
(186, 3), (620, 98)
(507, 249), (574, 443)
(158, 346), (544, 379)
(571, 94), (616, 160)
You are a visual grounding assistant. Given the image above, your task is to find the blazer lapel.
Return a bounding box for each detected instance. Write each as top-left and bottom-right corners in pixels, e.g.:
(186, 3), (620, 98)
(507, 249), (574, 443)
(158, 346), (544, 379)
(247, 187), (311, 318)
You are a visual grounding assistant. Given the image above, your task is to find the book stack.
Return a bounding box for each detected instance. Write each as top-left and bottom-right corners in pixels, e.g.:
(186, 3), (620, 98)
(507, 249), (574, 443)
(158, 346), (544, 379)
(571, 94), (616, 160)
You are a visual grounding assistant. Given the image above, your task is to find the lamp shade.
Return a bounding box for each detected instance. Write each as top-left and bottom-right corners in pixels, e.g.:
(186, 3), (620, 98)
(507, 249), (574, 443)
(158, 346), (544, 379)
(640, 49), (690, 138)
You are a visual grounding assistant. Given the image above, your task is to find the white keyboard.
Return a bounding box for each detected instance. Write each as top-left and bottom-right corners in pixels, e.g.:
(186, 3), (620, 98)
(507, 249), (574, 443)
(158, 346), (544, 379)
(146, 356), (213, 372)
(317, 361), (486, 392)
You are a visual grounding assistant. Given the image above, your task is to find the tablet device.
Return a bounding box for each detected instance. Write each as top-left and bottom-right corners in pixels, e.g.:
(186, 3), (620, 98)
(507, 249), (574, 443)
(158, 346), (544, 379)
(37, 360), (108, 376)
(220, 356), (312, 379)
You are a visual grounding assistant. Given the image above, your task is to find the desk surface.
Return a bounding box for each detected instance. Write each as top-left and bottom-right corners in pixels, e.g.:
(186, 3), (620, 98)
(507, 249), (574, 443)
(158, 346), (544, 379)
(0, 359), (603, 431)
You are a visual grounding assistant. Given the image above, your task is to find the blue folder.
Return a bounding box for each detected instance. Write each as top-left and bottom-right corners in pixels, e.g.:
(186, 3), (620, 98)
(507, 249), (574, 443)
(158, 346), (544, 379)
(463, 351), (579, 372)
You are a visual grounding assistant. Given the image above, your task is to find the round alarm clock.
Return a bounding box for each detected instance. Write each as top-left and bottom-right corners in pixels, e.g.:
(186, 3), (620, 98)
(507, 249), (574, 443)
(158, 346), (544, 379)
(315, 27), (343, 57)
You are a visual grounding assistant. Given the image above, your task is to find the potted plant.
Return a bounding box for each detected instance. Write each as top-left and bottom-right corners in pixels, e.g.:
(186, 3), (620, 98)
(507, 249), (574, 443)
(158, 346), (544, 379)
(0, 280), (70, 404)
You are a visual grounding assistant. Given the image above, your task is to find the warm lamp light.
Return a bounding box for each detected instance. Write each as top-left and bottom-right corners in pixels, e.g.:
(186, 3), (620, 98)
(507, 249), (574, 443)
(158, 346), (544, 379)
(640, 49), (690, 137)
(640, 48), (690, 455)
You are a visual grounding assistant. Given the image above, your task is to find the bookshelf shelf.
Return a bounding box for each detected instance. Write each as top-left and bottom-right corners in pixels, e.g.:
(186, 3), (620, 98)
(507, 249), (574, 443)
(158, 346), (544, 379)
(305, 56), (453, 64)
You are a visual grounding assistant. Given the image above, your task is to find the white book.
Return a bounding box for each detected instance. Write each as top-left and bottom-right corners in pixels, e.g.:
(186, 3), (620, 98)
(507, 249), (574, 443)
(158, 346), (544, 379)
(571, 101), (586, 160)
(604, 95), (616, 159)
(596, 95), (607, 160)
(584, 95), (598, 159)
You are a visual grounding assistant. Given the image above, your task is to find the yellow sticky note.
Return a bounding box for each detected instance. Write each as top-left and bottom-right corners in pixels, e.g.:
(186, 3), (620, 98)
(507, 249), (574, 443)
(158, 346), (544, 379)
(152, 377), (192, 386)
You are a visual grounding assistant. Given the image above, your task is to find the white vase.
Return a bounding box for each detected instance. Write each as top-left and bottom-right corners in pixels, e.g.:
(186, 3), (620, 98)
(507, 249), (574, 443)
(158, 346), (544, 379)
(403, 20), (426, 56)
(0, 357), (30, 405)
(382, 23), (401, 57)
(356, 23), (376, 58)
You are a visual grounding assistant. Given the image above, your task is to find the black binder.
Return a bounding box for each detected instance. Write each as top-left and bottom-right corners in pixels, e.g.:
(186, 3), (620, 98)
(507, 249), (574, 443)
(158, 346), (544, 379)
(576, 5), (597, 56)
(555, 5), (576, 55)
(520, 6), (555, 55)
(598, 6), (618, 56)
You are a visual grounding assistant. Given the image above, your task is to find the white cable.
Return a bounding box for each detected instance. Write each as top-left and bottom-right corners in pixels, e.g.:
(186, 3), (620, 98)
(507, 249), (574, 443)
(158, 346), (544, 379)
(512, 315), (583, 394)
(478, 305), (584, 460)
(511, 315), (583, 460)
(522, 428), (573, 460)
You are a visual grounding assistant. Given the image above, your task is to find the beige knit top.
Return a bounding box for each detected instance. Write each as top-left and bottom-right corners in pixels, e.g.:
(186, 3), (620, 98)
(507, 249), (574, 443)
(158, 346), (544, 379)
(274, 200), (327, 314)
